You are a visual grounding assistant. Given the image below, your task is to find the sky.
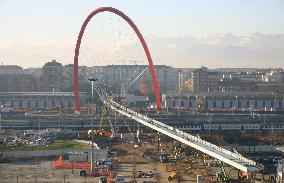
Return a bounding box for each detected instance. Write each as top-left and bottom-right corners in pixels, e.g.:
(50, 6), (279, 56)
(0, 0), (284, 68)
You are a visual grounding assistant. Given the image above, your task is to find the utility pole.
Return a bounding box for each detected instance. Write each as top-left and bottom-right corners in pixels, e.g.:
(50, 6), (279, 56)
(178, 69), (182, 118)
(90, 109), (95, 173)
(207, 113), (212, 134)
(157, 132), (161, 155)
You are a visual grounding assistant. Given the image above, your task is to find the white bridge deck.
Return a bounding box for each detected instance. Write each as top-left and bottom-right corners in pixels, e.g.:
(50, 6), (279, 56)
(107, 99), (260, 173)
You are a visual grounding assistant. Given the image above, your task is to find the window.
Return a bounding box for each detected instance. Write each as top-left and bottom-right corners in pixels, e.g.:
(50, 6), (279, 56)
(213, 101), (216, 108)
(68, 101), (72, 108)
(222, 101), (224, 108)
(188, 101), (192, 107)
(180, 101), (184, 107)
(254, 101), (257, 108)
(271, 101), (274, 108)
(238, 101), (241, 108)
(230, 101), (233, 108)
(205, 101), (209, 108)
(262, 101), (265, 108)
(246, 101), (249, 108)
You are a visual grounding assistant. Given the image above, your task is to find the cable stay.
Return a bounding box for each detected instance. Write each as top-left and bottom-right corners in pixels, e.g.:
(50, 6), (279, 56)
(106, 98), (262, 173)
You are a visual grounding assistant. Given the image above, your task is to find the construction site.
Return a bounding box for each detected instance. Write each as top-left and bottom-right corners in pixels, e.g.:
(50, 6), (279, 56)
(1, 4), (284, 183)
(1, 109), (284, 183)
(1, 83), (284, 183)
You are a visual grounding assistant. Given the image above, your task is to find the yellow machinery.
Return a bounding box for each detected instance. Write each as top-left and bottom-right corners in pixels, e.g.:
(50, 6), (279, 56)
(88, 106), (105, 137)
(165, 164), (171, 172)
(166, 164), (182, 181)
(168, 171), (181, 181)
(97, 106), (107, 135)
(89, 105), (115, 137)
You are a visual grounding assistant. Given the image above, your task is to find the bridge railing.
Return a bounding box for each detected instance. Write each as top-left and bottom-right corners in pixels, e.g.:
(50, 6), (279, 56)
(107, 99), (256, 166)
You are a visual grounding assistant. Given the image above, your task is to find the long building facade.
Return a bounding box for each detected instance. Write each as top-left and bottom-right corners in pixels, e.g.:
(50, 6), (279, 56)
(0, 92), (88, 109)
(162, 92), (284, 111)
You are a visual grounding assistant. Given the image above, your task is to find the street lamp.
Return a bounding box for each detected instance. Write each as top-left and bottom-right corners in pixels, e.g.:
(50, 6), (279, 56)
(133, 144), (139, 182)
(87, 77), (97, 173)
(88, 78), (98, 104)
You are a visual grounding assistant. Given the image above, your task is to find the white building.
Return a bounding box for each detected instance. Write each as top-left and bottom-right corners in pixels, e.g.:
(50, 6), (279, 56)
(162, 92), (284, 111)
(0, 92), (88, 109)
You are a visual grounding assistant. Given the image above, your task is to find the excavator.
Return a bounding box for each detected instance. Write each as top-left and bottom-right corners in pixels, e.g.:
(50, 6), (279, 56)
(166, 163), (182, 182)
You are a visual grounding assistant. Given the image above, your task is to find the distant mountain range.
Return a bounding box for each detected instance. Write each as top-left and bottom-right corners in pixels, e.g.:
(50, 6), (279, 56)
(1, 33), (283, 68)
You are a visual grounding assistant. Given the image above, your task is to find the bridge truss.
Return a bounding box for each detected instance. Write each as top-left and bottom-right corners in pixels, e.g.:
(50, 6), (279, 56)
(106, 98), (260, 173)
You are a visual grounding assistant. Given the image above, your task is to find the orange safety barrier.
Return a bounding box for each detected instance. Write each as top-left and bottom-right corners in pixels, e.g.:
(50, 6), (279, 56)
(54, 155), (91, 169)
(53, 155), (112, 177)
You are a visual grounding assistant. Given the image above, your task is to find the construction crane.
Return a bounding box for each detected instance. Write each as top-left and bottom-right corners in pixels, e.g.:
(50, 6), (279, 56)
(192, 95), (205, 114)
(216, 162), (229, 183)
(103, 106), (116, 137)
(89, 105), (116, 137)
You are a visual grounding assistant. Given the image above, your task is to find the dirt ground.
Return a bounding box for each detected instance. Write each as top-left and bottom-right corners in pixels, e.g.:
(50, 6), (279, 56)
(0, 138), (276, 183)
(0, 156), (215, 183)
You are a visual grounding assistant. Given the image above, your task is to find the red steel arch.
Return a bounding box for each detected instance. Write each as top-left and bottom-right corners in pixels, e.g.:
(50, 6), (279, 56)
(74, 7), (161, 111)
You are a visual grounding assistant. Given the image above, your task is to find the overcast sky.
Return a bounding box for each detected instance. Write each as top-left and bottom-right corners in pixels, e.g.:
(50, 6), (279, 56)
(0, 0), (284, 68)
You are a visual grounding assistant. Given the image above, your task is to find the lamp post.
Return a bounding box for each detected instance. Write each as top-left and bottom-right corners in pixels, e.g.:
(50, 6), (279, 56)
(133, 144), (139, 182)
(88, 78), (98, 104)
(88, 77), (97, 173)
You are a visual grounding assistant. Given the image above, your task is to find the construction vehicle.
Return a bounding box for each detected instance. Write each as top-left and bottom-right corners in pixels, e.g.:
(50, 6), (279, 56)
(159, 154), (169, 163)
(168, 171), (181, 181)
(136, 171), (154, 178)
(216, 162), (229, 183)
(79, 169), (87, 176)
(165, 164), (172, 172)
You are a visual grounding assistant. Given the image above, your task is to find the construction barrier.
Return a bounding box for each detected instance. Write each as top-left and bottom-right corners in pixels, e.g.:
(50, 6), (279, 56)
(53, 155), (112, 176)
(54, 155), (91, 169)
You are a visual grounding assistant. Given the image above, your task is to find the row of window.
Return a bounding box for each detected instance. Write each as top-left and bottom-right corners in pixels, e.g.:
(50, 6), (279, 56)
(170, 100), (283, 108)
(209, 100), (282, 108)
(174, 125), (284, 130)
(0, 96), (67, 99)
(1, 100), (73, 108)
